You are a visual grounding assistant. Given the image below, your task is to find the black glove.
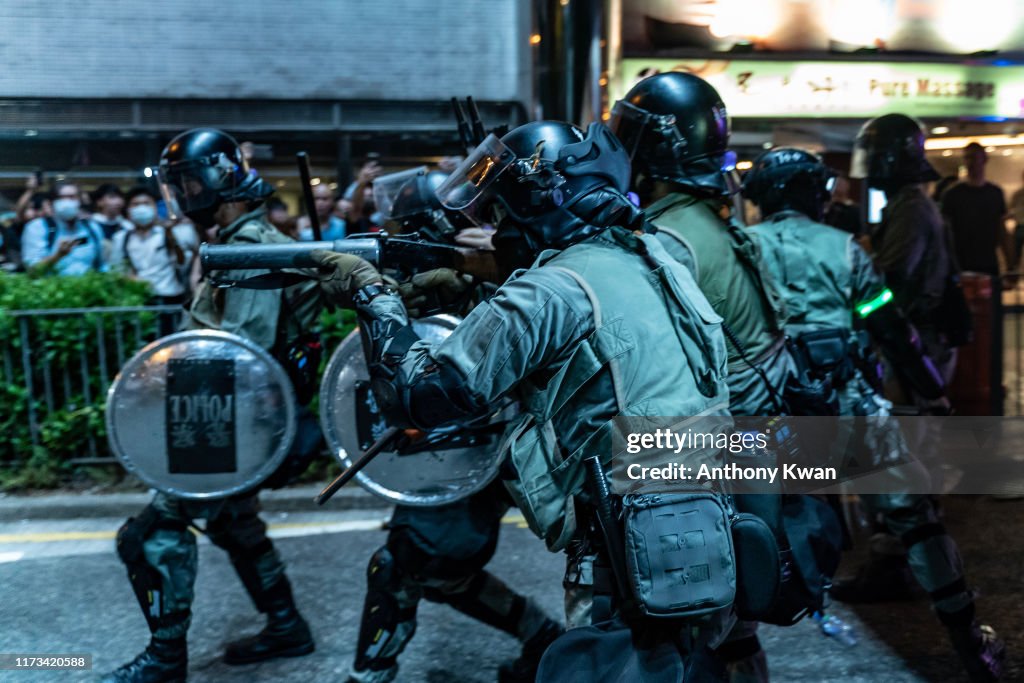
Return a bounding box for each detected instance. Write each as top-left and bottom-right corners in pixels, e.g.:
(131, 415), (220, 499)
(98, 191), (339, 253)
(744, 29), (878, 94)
(312, 249), (382, 308)
(398, 268), (473, 318)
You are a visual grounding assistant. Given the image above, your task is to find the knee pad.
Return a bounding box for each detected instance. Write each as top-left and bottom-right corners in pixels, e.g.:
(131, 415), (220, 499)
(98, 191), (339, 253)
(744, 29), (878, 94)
(367, 546), (401, 591)
(116, 506), (161, 564)
(355, 546), (418, 671)
(115, 507), (192, 636)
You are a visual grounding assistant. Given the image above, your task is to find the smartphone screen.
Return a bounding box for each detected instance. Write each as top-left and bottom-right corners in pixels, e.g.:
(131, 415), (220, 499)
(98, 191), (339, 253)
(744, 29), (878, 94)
(867, 189), (887, 225)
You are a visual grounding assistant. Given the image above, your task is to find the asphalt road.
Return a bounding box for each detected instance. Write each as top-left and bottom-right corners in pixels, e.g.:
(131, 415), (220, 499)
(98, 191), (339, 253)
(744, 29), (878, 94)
(0, 497), (1021, 682)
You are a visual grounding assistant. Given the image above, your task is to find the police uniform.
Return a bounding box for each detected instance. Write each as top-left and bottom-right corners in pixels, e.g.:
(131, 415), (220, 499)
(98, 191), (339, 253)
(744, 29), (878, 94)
(347, 169), (561, 683)
(646, 193), (791, 416)
(873, 183), (956, 392)
(104, 192), (318, 680)
(349, 483), (557, 683)
(315, 120), (737, 680)
(748, 136), (1004, 681)
(749, 210), (971, 617)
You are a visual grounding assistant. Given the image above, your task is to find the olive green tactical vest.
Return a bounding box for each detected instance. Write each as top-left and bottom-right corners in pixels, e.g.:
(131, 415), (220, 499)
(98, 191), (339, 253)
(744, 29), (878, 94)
(502, 228), (731, 551)
(188, 209), (321, 346)
(747, 211), (885, 340)
(646, 193), (784, 368)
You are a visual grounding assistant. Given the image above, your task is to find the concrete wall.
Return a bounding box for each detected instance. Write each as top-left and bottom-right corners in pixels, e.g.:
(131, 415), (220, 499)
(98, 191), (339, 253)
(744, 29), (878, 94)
(0, 0), (531, 102)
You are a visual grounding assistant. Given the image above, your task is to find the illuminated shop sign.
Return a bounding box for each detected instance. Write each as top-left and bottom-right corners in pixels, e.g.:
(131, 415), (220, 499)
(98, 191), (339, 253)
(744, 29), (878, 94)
(617, 59), (1024, 119)
(623, 0), (1024, 56)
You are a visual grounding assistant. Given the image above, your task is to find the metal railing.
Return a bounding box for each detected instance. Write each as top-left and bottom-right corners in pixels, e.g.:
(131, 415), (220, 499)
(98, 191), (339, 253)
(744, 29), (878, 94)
(1002, 272), (1024, 416)
(0, 279), (1021, 467)
(0, 305), (182, 464)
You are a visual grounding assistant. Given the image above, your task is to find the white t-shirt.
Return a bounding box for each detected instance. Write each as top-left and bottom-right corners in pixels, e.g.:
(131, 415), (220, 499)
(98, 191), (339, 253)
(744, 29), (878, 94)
(110, 224), (199, 297)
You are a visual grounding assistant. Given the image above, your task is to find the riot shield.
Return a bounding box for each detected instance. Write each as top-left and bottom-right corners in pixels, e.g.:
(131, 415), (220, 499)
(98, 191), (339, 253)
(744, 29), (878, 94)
(106, 330), (296, 499)
(319, 315), (509, 506)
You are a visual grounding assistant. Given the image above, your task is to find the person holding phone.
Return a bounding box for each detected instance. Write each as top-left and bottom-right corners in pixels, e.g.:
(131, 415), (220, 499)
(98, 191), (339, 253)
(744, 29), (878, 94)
(21, 180), (106, 276)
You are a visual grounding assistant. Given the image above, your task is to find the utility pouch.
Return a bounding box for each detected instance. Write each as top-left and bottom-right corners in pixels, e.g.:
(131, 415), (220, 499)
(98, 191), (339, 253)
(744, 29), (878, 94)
(783, 337), (840, 417)
(622, 492), (736, 618)
(796, 328), (856, 389)
(730, 512), (782, 621)
(278, 332), (323, 406)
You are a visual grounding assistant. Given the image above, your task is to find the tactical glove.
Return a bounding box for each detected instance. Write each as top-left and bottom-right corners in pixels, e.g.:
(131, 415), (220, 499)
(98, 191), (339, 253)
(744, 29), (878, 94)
(312, 249), (382, 308)
(398, 268), (473, 318)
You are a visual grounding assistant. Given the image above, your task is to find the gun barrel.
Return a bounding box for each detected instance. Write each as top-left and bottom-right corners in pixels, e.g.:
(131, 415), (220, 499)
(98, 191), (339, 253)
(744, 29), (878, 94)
(200, 239), (382, 272)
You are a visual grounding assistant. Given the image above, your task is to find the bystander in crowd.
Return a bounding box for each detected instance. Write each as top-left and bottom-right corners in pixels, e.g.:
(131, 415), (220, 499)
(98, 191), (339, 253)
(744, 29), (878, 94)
(941, 142), (1015, 277)
(297, 183), (346, 241)
(21, 180), (106, 276)
(109, 186), (199, 334)
(90, 183), (132, 241)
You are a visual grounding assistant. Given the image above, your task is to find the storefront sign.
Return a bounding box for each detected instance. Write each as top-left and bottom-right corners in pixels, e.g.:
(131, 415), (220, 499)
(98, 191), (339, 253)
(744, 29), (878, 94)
(616, 59), (1024, 119)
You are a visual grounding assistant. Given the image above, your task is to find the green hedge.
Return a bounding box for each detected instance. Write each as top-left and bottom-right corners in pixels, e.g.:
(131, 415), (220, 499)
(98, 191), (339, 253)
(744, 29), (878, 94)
(0, 271), (356, 491)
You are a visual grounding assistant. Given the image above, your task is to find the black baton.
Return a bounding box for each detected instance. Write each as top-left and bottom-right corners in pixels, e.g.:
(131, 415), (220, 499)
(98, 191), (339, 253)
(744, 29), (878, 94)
(315, 426), (404, 505)
(584, 455), (631, 600)
(296, 151), (322, 242)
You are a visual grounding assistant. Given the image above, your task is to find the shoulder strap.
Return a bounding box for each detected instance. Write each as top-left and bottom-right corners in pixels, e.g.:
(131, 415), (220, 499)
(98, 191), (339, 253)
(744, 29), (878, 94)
(82, 220), (103, 271)
(655, 224), (701, 281)
(44, 217), (58, 250)
(543, 265), (629, 417)
(121, 231), (138, 274)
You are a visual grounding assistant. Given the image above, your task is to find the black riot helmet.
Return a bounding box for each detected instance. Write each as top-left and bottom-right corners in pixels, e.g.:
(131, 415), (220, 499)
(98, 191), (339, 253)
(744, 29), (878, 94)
(610, 72), (731, 197)
(742, 147), (836, 222)
(373, 167), (472, 241)
(850, 113), (939, 189)
(436, 120), (640, 260)
(157, 128), (273, 227)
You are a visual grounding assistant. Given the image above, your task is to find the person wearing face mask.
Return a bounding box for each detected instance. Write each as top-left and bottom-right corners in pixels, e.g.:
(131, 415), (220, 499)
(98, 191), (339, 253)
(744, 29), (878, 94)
(21, 180), (106, 276)
(110, 187), (199, 336)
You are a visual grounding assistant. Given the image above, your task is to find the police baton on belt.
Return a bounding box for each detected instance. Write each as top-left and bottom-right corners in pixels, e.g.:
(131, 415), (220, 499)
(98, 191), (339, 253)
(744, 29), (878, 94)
(296, 151), (322, 241)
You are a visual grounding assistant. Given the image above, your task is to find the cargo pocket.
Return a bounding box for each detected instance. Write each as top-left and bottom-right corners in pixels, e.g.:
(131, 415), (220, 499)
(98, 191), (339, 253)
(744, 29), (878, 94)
(622, 492), (736, 618)
(502, 415), (577, 551)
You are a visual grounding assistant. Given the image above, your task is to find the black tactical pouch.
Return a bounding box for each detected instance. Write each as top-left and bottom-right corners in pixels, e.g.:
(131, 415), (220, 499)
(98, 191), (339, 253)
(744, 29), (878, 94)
(783, 337), (840, 417)
(795, 328), (853, 385)
(278, 333), (323, 406)
(622, 492), (737, 618)
(731, 511), (781, 620)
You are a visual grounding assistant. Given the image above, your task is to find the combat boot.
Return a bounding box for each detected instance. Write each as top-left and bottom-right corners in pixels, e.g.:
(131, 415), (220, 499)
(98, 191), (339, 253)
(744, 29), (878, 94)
(498, 618), (565, 683)
(346, 661), (399, 683)
(223, 579), (315, 664)
(940, 606), (1005, 682)
(100, 637), (187, 683)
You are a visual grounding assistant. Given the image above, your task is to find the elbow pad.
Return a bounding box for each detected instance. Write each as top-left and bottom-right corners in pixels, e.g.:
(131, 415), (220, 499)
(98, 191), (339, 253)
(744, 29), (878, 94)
(356, 294), (486, 430)
(404, 362), (487, 430)
(862, 303), (944, 400)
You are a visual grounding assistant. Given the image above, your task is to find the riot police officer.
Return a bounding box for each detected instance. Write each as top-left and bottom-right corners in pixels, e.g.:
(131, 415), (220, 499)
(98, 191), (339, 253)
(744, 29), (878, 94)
(609, 71), (793, 418)
(345, 168), (562, 683)
(743, 146), (1005, 682)
(312, 120), (736, 679)
(101, 129), (318, 683)
(850, 113), (958, 401)
(610, 71), (801, 681)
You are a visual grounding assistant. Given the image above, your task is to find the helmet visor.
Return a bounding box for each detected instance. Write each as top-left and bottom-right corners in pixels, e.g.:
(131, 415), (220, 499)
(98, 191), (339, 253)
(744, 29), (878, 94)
(436, 134), (516, 212)
(373, 166), (429, 220)
(608, 99), (683, 163)
(608, 100), (645, 160)
(849, 144), (870, 180)
(157, 156), (234, 220)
